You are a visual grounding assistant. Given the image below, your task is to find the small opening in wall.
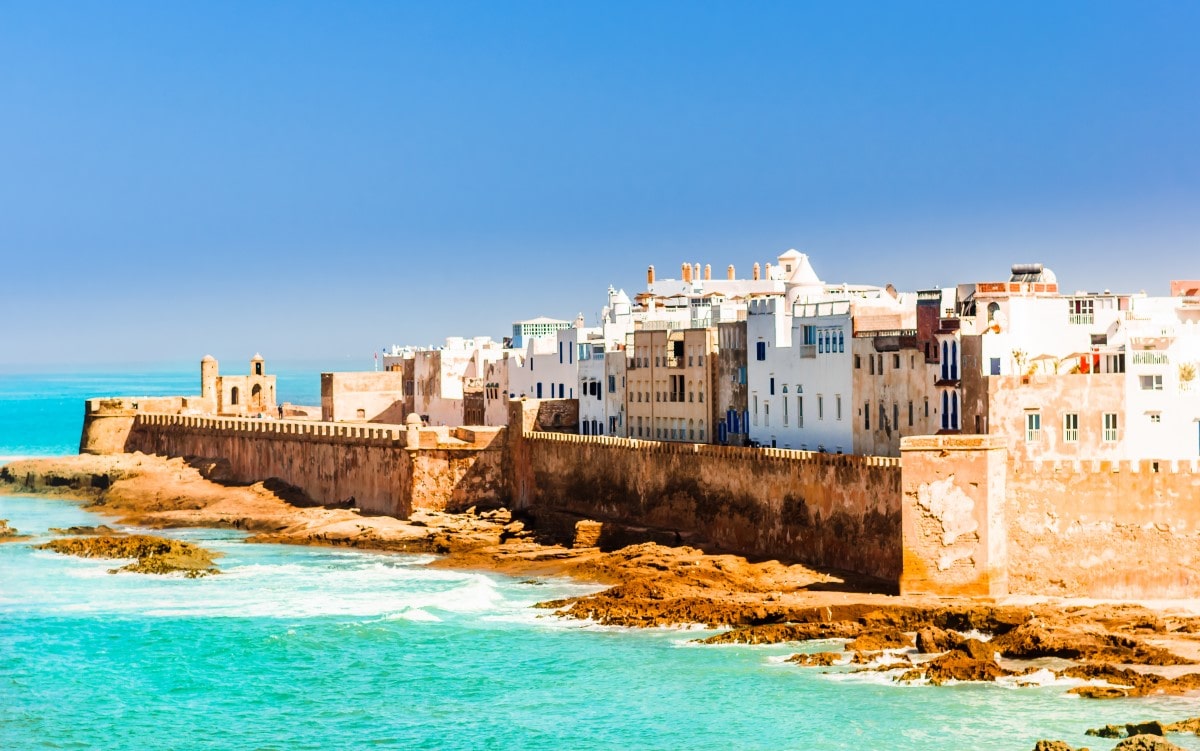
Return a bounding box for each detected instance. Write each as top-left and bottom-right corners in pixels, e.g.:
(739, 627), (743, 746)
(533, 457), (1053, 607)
(1152, 461), (1160, 473)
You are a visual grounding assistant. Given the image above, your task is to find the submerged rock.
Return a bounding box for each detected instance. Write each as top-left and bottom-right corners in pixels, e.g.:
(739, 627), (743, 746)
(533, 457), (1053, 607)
(1113, 735), (1184, 751)
(1164, 718), (1200, 734)
(787, 651), (841, 667)
(48, 524), (118, 536)
(36, 534), (220, 577)
(1061, 664), (1200, 699)
(0, 518), (30, 543)
(1031, 741), (1080, 751)
(1087, 722), (1165, 739)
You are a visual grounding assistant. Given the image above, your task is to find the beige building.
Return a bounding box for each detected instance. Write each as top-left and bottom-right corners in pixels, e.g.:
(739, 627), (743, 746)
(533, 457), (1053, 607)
(626, 327), (718, 442)
(851, 332), (940, 456)
(201, 354), (276, 416)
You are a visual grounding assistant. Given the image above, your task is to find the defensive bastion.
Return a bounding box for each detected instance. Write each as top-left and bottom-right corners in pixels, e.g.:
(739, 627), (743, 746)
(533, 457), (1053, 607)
(80, 396), (1200, 599)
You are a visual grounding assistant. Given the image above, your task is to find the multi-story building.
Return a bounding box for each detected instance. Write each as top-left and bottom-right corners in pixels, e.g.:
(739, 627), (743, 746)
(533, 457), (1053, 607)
(626, 326), (718, 442)
(715, 319), (748, 445)
(955, 266), (1200, 461)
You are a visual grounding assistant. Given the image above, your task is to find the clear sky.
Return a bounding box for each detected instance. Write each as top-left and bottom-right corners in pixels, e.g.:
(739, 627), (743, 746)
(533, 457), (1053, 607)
(1, 1), (1197, 368)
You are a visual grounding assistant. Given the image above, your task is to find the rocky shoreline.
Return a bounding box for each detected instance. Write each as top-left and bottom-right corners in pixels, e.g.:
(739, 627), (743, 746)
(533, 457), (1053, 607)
(5, 453), (1200, 714)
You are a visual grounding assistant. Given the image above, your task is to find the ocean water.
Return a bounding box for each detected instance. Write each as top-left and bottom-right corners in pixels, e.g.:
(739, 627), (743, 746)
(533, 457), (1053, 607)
(3, 371), (1200, 751)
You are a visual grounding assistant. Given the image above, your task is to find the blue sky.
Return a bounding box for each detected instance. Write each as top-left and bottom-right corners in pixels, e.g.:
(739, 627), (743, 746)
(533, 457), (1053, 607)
(1, 1), (1197, 367)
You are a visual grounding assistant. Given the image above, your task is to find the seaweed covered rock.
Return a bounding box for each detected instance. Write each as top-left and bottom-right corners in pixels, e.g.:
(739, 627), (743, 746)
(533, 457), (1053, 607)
(36, 534), (220, 577)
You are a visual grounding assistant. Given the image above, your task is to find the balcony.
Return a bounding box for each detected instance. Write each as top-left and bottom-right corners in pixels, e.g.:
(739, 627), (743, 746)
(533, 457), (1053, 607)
(1068, 314), (1094, 325)
(799, 344), (816, 358)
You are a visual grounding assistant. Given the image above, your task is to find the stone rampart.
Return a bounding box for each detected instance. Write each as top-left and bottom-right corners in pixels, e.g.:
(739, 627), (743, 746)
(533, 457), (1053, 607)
(511, 425), (903, 582)
(1006, 458), (1200, 598)
(123, 413), (506, 516)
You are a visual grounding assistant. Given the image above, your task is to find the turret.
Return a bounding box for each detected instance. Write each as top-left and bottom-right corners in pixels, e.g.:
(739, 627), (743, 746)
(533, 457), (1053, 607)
(200, 355), (218, 414)
(251, 353), (264, 376)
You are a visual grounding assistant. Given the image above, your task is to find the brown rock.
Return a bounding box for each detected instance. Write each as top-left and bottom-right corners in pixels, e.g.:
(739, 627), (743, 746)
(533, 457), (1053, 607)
(1031, 741), (1078, 751)
(1070, 686), (1130, 699)
(1163, 718), (1200, 734)
(920, 650), (1010, 685)
(1113, 735), (1184, 751)
(992, 620), (1190, 665)
(915, 626), (960, 654)
(956, 638), (996, 662)
(36, 534), (220, 577)
(846, 628), (913, 652)
(1086, 725), (1125, 739)
(787, 651), (841, 667)
(699, 621), (862, 645)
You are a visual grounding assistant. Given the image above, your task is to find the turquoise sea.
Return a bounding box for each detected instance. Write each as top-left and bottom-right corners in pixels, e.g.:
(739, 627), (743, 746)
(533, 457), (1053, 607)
(2, 369), (1199, 751)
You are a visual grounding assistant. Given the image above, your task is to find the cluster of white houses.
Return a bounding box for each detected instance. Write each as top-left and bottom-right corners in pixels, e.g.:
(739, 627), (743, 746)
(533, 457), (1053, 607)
(318, 251), (1200, 461)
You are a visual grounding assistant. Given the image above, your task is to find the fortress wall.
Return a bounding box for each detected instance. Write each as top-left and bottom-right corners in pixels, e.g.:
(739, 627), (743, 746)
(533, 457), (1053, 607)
(123, 414), (505, 516)
(514, 428), (902, 582)
(1005, 458), (1200, 599)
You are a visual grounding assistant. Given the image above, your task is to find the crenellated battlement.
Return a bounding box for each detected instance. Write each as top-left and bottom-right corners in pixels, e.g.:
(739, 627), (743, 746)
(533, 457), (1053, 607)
(1012, 457), (1200, 475)
(523, 430), (900, 467)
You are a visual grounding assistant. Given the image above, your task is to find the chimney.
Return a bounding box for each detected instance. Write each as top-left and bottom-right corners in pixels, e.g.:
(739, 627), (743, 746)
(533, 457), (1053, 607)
(727, 264), (735, 280)
(682, 263), (692, 283)
(647, 265), (655, 285)
(693, 263), (701, 281)
(704, 264), (711, 280)
(765, 262), (773, 279)
(753, 262), (761, 281)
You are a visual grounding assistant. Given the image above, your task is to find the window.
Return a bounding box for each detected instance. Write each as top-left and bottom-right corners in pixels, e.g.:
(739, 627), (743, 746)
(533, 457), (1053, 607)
(1103, 413), (1119, 442)
(869, 357), (875, 375)
(907, 400), (913, 427)
(1068, 298), (1095, 325)
(756, 341), (767, 361)
(864, 402), (870, 429)
(893, 354), (901, 369)
(783, 396), (789, 426)
(1026, 411), (1042, 442)
(764, 402), (770, 427)
(838, 331), (844, 353)
(893, 402), (899, 431)
(817, 395), (824, 421)
(1140, 374), (1164, 391)
(855, 355), (861, 369)
(608, 375), (616, 393)
(924, 398), (930, 418)
(1149, 413), (1162, 424)
(769, 377), (775, 395)
(987, 302), (1000, 324)
(1063, 413), (1078, 442)
(877, 354), (884, 374)
(836, 395), (842, 421)
(738, 366), (747, 385)
(797, 396), (804, 427)
(753, 395), (759, 425)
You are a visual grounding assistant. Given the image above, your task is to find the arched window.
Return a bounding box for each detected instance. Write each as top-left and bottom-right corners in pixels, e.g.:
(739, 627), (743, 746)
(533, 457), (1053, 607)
(837, 331), (844, 353)
(941, 341), (949, 380)
(987, 302), (1000, 324)
(251, 384), (262, 406)
(941, 391), (950, 430)
(950, 341), (959, 379)
(951, 392), (959, 430)
(230, 387), (240, 406)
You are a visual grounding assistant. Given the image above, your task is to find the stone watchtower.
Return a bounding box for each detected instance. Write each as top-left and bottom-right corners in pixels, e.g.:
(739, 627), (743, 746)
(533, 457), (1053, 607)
(200, 355), (219, 414)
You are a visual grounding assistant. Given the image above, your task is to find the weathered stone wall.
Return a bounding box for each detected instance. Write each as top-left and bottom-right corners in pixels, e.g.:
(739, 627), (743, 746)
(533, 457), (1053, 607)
(511, 420), (903, 582)
(1006, 458), (1200, 598)
(900, 435), (1008, 598)
(124, 414), (506, 516)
